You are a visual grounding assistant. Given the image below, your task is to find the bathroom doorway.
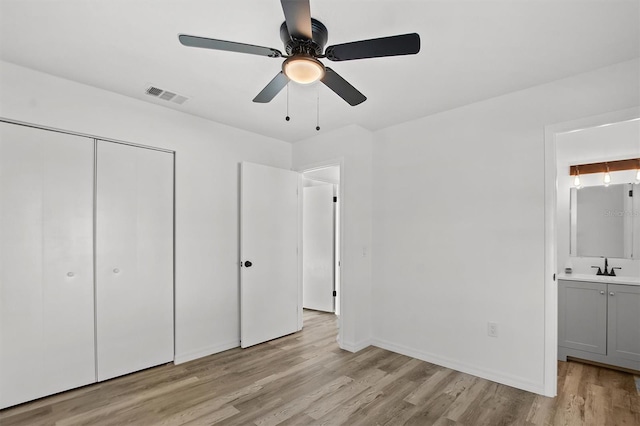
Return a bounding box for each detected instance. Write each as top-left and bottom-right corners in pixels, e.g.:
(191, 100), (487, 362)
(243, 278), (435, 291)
(543, 107), (640, 397)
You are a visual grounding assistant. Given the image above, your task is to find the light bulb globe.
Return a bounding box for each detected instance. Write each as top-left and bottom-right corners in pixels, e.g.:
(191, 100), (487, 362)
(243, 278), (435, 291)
(282, 55), (325, 85)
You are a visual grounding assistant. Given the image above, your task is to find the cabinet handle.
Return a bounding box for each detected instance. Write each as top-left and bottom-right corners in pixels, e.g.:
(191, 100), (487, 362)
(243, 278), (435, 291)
(609, 292), (615, 296)
(113, 268), (120, 274)
(67, 272), (75, 278)
(600, 290), (605, 295)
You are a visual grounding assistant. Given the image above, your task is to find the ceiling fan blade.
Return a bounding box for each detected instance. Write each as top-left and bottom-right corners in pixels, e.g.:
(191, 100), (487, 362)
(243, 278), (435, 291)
(253, 72), (289, 103)
(325, 33), (420, 61)
(321, 68), (366, 106)
(179, 34), (282, 58)
(280, 0), (313, 40)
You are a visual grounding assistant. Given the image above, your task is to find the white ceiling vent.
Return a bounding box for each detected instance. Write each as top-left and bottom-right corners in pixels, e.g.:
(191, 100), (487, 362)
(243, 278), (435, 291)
(145, 86), (189, 105)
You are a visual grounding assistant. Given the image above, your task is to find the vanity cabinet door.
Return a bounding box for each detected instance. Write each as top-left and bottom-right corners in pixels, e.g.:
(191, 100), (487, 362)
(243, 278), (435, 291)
(607, 284), (640, 365)
(558, 280), (607, 355)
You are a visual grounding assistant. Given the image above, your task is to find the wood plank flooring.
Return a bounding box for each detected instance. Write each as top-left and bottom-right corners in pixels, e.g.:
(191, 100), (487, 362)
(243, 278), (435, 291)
(1, 310), (638, 425)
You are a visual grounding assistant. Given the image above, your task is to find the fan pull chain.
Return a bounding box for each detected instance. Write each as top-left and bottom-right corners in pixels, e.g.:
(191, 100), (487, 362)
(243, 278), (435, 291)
(285, 83), (290, 121)
(316, 88), (320, 131)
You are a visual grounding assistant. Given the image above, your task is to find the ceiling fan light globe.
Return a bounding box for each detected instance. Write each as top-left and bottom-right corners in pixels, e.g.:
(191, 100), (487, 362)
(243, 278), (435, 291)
(283, 56), (325, 85)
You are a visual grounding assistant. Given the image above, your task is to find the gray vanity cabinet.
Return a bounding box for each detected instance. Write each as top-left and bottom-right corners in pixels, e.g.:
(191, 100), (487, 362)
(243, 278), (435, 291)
(607, 284), (640, 363)
(558, 281), (607, 355)
(558, 279), (640, 371)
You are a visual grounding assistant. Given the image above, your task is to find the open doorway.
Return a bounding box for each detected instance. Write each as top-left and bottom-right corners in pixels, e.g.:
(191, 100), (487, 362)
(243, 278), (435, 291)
(543, 107), (640, 397)
(301, 165), (341, 338)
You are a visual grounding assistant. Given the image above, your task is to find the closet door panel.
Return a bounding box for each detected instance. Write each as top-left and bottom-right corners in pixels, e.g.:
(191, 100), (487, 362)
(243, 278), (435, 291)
(0, 126), (45, 408)
(41, 135), (95, 394)
(0, 123), (94, 409)
(135, 148), (174, 358)
(96, 141), (173, 381)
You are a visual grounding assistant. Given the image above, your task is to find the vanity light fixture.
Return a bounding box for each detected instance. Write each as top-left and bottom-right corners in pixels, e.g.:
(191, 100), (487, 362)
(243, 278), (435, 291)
(573, 166), (581, 188)
(569, 157), (640, 185)
(603, 163), (611, 186)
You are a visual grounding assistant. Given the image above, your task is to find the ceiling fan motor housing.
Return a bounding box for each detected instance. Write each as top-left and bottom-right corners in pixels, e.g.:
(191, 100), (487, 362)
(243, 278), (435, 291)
(280, 18), (328, 56)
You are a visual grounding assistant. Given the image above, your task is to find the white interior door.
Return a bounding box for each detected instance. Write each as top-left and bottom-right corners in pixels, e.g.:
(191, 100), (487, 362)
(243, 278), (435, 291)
(96, 141), (174, 381)
(241, 162), (299, 348)
(303, 184), (335, 312)
(0, 123), (95, 409)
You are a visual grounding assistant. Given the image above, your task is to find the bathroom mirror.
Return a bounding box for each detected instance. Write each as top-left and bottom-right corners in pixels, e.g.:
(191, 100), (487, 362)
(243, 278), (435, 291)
(570, 183), (637, 258)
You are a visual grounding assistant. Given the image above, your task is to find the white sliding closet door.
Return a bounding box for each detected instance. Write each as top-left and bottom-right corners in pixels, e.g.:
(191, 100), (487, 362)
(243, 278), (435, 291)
(0, 123), (95, 409)
(96, 141), (173, 381)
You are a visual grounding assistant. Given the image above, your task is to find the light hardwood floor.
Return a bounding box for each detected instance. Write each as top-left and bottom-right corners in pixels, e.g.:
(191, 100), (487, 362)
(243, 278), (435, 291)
(1, 310), (638, 425)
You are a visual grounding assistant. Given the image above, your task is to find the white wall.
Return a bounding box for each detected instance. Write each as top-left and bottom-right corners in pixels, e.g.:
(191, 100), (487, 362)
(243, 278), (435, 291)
(556, 119), (640, 277)
(3, 55), (640, 396)
(0, 60), (292, 363)
(293, 125), (373, 351)
(371, 59), (640, 394)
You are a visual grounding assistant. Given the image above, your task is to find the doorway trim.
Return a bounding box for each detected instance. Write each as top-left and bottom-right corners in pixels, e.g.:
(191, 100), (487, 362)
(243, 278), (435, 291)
(543, 106), (640, 397)
(296, 158), (345, 349)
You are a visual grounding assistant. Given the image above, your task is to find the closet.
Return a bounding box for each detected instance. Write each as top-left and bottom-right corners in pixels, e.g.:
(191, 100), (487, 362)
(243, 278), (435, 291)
(0, 122), (174, 409)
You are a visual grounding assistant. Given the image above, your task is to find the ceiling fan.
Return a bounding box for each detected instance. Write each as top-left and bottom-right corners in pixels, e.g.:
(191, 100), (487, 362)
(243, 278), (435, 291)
(179, 0), (420, 106)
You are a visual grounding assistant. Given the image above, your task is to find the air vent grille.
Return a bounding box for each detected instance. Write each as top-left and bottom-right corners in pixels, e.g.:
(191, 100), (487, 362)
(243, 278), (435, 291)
(173, 95), (189, 105)
(159, 91), (176, 101)
(146, 86), (163, 97)
(145, 86), (189, 105)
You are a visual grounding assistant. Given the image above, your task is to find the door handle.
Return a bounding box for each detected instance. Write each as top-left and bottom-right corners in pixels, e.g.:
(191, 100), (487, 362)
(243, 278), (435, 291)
(244, 261), (253, 268)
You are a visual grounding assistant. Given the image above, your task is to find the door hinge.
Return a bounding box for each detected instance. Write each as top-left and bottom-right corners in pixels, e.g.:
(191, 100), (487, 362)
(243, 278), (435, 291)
(629, 189), (633, 197)
(333, 290), (337, 297)
(333, 196), (337, 202)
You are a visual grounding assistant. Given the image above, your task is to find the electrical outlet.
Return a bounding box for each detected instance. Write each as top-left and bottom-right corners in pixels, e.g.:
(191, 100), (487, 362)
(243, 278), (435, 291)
(488, 322), (499, 337)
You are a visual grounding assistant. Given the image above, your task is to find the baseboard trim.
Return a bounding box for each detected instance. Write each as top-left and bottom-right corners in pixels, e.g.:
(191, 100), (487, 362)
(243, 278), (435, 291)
(174, 340), (239, 365)
(371, 338), (545, 395)
(340, 339), (371, 353)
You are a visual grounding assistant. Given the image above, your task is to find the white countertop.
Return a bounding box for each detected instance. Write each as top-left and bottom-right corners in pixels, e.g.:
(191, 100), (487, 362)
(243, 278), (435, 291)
(558, 273), (640, 286)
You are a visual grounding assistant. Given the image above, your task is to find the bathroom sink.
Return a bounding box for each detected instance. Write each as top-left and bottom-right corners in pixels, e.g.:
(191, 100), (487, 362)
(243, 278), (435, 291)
(558, 273), (640, 286)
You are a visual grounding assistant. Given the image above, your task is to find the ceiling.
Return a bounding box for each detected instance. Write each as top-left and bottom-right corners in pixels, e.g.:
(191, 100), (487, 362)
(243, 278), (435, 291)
(1, 0), (638, 143)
